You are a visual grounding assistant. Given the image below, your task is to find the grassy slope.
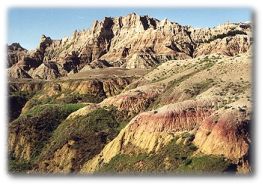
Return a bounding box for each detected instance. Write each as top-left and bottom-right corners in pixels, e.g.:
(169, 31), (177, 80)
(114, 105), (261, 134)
(36, 106), (132, 172)
(98, 137), (233, 174)
(8, 103), (86, 173)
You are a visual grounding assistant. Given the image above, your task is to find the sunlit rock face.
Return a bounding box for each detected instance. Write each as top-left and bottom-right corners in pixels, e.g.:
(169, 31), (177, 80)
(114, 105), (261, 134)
(194, 109), (250, 160)
(7, 13), (252, 79)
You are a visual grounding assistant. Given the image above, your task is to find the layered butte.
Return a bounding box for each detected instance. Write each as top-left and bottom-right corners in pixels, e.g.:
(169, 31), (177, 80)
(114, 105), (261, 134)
(8, 13), (252, 79)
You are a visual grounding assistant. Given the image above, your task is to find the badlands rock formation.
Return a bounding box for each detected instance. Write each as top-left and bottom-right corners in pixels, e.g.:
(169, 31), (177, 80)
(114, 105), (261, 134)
(7, 13), (252, 79)
(80, 99), (215, 172)
(7, 43), (27, 67)
(8, 13), (252, 175)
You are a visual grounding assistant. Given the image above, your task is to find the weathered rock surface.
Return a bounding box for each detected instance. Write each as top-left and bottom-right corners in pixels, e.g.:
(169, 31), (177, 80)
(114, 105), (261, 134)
(193, 35), (251, 57)
(80, 98), (250, 173)
(9, 77), (132, 99)
(29, 61), (61, 80)
(36, 140), (77, 174)
(7, 43), (27, 68)
(80, 99), (215, 172)
(9, 133), (32, 161)
(7, 13), (252, 79)
(100, 84), (164, 115)
(8, 65), (32, 79)
(194, 109), (250, 160)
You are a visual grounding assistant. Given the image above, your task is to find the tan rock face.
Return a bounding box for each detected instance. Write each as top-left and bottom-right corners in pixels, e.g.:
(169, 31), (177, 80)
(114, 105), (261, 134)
(8, 65), (32, 79)
(7, 13), (252, 174)
(7, 13), (252, 79)
(8, 133), (32, 161)
(100, 84), (164, 115)
(9, 77), (132, 99)
(7, 43), (27, 68)
(80, 99), (215, 173)
(193, 35), (251, 57)
(30, 62), (61, 80)
(37, 140), (77, 174)
(80, 98), (251, 173)
(194, 109), (250, 160)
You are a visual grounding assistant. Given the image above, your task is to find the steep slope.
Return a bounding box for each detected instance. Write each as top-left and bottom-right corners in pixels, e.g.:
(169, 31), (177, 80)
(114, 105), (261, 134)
(80, 99), (214, 173)
(8, 104), (86, 163)
(7, 43), (27, 68)
(32, 107), (125, 174)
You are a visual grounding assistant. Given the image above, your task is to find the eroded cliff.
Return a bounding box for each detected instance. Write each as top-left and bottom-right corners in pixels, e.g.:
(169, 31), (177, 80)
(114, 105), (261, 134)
(7, 13), (252, 79)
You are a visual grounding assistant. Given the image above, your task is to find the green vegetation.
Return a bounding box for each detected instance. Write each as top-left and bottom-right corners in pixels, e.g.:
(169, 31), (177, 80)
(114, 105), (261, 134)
(10, 90), (35, 99)
(23, 103), (86, 117)
(201, 30), (247, 43)
(184, 79), (214, 97)
(98, 137), (234, 174)
(8, 103), (86, 172)
(215, 81), (251, 99)
(177, 155), (232, 174)
(148, 70), (201, 110)
(23, 92), (105, 113)
(56, 93), (105, 104)
(39, 106), (131, 171)
(98, 153), (149, 174)
(148, 57), (217, 110)
(8, 155), (32, 174)
(30, 92), (105, 105)
(98, 138), (198, 174)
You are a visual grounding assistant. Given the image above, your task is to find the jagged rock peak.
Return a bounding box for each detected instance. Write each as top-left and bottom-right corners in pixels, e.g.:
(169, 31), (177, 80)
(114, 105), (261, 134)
(7, 13), (253, 80)
(38, 34), (52, 51)
(40, 34), (49, 42)
(91, 13), (160, 33)
(8, 43), (26, 51)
